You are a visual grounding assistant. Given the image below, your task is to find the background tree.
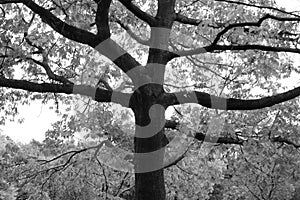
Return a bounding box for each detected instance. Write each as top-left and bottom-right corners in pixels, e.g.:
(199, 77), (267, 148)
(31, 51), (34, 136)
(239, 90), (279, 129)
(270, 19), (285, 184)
(1, 0), (300, 199)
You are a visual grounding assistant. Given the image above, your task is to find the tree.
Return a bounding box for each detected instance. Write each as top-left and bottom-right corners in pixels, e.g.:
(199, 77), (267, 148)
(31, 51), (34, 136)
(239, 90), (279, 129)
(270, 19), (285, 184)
(1, 0), (300, 199)
(0, 133), (18, 200)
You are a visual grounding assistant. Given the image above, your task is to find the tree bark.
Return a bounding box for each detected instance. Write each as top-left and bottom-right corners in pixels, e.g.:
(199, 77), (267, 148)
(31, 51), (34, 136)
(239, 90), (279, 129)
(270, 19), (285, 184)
(131, 89), (166, 200)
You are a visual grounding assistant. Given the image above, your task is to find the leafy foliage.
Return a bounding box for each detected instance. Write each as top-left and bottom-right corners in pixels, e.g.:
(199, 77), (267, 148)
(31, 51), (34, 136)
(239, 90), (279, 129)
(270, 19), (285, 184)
(1, 0), (300, 199)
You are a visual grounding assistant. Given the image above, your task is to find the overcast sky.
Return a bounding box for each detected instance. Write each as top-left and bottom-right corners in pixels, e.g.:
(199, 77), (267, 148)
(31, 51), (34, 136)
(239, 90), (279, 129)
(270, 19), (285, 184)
(1, 101), (61, 143)
(277, 0), (300, 11)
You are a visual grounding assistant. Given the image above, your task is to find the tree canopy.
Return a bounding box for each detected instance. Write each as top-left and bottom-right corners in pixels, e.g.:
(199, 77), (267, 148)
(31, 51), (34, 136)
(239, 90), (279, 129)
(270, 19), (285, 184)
(1, 0), (300, 199)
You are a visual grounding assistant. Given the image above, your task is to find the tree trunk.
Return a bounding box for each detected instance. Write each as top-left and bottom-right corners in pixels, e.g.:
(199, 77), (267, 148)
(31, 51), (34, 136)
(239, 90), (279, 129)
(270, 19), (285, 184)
(131, 90), (166, 200)
(130, 1), (173, 195)
(135, 169), (165, 200)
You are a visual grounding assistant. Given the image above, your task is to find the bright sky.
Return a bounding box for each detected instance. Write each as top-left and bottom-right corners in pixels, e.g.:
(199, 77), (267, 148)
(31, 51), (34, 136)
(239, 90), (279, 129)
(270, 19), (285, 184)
(276, 0), (300, 11)
(0, 101), (61, 143)
(1, 0), (300, 144)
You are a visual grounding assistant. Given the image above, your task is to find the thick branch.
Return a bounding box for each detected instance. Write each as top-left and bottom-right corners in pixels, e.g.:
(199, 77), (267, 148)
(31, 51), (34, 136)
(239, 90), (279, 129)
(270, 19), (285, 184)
(271, 136), (300, 148)
(165, 120), (242, 144)
(0, 0), (20, 3)
(166, 120), (300, 147)
(3, 0), (142, 83)
(118, 0), (156, 26)
(171, 44), (300, 57)
(175, 13), (202, 26)
(163, 85), (300, 110)
(175, 13), (223, 28)
(165, 120), (178, 129)
(93, 38), (142, 76)
(165, 120), (242, 145)
(16, 0), (99, 46)
(94, 0), (111, 38)
(196, 132), (300, 148)
(0, 77), (131, 107)
(156, 0), (176, 27)
(194, 132), (243, 145)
